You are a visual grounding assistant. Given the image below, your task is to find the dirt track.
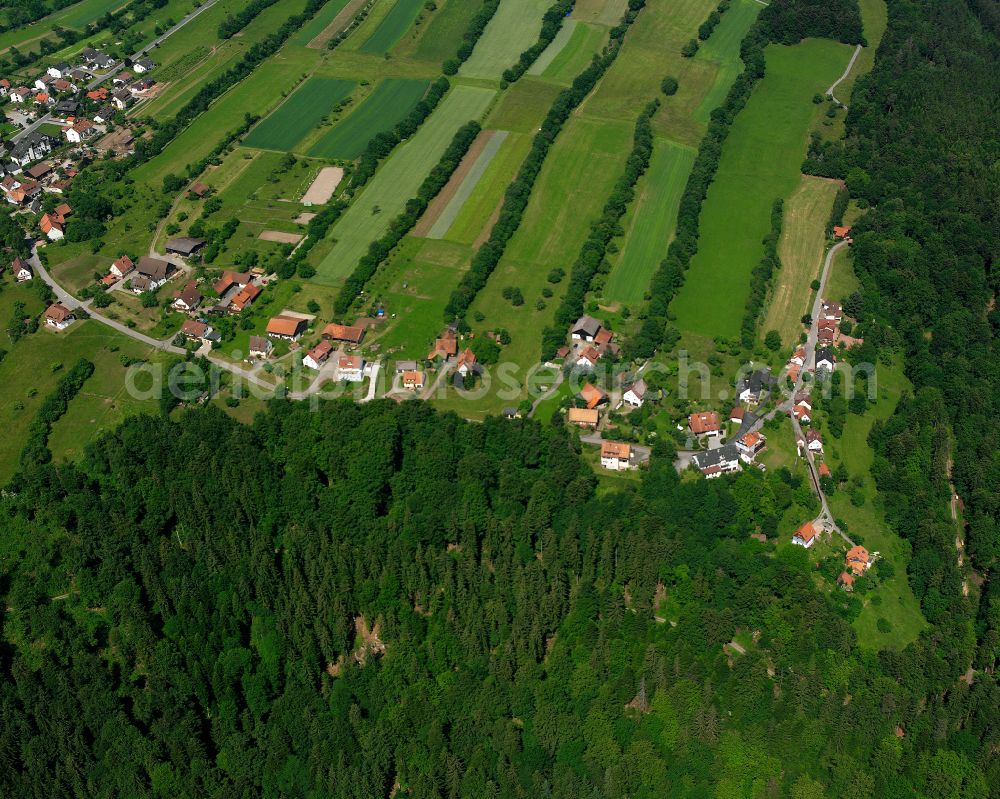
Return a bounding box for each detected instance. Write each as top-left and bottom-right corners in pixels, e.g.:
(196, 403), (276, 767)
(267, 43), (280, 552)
(301, 166), (344, 204)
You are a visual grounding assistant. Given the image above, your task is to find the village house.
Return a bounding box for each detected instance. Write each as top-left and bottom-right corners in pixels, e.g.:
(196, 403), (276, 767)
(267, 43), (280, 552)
(845, 545), (872, 576)
(817, 318), (837, 345)
(0, 79), (9, 96)
(133, 57), (156, 74)
(729, 406), (744, 424)
(132, 256), (172, 292)
(338, 355), (364, 382)
(792, 403), (812, 423)
(303, 340), (333, 370)
(93, 106), (115, 124)
(39, 212), (64, 240)
(213, 269), (252, 296)
(600, 441), (634, 471)
(248, 335), (272, 359)
(34, 74), (54, 91)
(570, 314), (602, 342)
(815, 347), (835, 372)
(575, 346), (601, 371)
(806, 429), (823, 452)
(689, 411), (721, 438)
(165, 237), (206, 257)
(65, 119), (98, 144)
(692, 444), (741, 479)
(735, 431), (766, 463)
(427, 331), (458, 361)
(623, 378), (647, 408)
(112, 88), (134, 110)
(130, 78), (156, 95)
(837, 571), (855, 591)
(792, 521), (818, 548)
(180, 320), (218, 343)
(322, 323), (365, 345)
(13, 257), (32, 281)
(567, 407), (599, 428)
(110, 255), (135, 279)
(228, 283), (261, 313)
(11, 86), (31, 103)
(579, 383), (608, 410)
(43, 303), (74, 330)
(833, 226), (852, 241)
(455, 348), (477, 377)
(737, 369), (775, 405)
(82, 48), (116, 70)
(172, 282), (202, 312)
(502, 407), (521, 420)
(821, 300), (843, 321)
(112, 71), (133, 87)
(395, 359), (418, 374)
(52, 78), (75, 94)
(818, 462), (832, 480)
(266, 315), (307, 341)
(402, 370), (425, 391)
(33, 92), (54, 107)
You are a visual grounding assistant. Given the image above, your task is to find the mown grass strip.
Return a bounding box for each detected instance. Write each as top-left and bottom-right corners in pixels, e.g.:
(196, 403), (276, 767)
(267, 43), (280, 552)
(244, 78), (357, 151)
(358, 0), (424, 53)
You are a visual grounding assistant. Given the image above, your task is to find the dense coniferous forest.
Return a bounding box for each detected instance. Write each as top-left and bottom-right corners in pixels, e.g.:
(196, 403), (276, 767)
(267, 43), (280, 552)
(1, 0), (1000, 796)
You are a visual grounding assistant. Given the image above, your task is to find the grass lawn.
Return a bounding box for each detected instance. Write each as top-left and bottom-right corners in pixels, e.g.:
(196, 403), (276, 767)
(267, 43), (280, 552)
(458, 0), (551, 80)
(603, 138), (696, 305)
(307, 78), (430, 159)
(535, 21), (608, 86)
(244, 77), (358, 151)
(691, 0), (762, 125)
(571, 0), (627, 27)
(314, 84), (496, 283)
(527, 20), (579, 76)
(670, 39), (854, 339)
(530, 378), (573, 425)
(484, 77), (563, 133)
(824, 243), (861, 304)
(403, 0), (483, 62)
(291, 0), (352, 46)
(358, 0), (424, 53)
(440, 131), (531, 245)
(761, 175), (841, 349)
(0, 0), (123, 54)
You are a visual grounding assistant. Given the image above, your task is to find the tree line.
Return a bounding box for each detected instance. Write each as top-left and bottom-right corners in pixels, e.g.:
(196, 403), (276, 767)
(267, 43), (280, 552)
(218, 0), (280, 39)
(500, 0), (575, 85)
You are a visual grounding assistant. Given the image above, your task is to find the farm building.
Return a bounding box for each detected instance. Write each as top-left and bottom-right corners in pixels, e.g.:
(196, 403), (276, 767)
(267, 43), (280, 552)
(266, 315), (307, 340)
(165, 237), (206, 257)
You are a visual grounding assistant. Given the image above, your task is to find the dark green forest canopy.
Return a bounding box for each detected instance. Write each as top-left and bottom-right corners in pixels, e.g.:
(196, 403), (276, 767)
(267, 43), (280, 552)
(0, 400), (997, 797)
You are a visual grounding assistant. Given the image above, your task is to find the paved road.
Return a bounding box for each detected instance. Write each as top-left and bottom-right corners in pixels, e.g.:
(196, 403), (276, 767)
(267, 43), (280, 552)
(826, 44), (863, 106)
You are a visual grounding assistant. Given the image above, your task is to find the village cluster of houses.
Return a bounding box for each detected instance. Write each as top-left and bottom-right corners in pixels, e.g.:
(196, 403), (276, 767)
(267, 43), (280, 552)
(563, 314), (620, 370)
(792, 520), (874, 591)
(256, 312), (372, 383)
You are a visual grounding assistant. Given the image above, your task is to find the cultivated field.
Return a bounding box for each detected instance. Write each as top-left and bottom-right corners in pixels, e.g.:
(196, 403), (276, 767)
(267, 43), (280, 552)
(458, 0), (552, 79)
(314, 84), (496, 283)
(691, 0), (762, 124)
(358, 0), (425, 53)
(603, 139), (696, 305)
(308, 78), (430, 159)
(530, 21), (607, 85)
(293, 0), (353, 47)
(670, 39), (854, 339)
(244, 78), (358, 152)
(0, 0), (122, 54)
(761, 175), (840, 347)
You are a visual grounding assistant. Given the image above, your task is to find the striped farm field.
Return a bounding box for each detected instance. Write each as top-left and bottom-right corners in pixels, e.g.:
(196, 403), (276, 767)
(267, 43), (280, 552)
(359, 0), (424, 53)
(671, 40), (854, 339)
(692, 0), (762, 124)
(308, 78), (430, 160)
(424, 131), (508, 239)
(244, 78), (357, 152)
(459, 0), (552, 80)
(604, 139), (696, 305)
(532, 22), (606, 85)
(313, 85), (496, 283)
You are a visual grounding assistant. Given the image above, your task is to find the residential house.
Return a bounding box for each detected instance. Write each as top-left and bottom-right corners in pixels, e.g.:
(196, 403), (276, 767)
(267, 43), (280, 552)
(623, 378), (647, 408)
(575, 346), (600, 370)
(112, 88), (134, 110)
(579, 383), (608, 410)
(455, 348), (477, 377)
(112, 71), (133, 87)
(86, 87), (109, 102)
(395, 359), (418, 374)
(266, 314), (307, 340)
(729, 406), (744, 424)
(817, 318), (837, 345)
(832, 226), (852, 241)
(818, 462), (832, 479)
(39, 212), (64, 240)
(338, 355), (364, 382)
(792, 521), (818, 548)
(65, 119), (98, 144)
(180, 319), (215, 342)
(47, 62), (71, 79)
(110, 255), (135, 279)
(68, 68), (91, 83)
(11, 86), (31, 103)
(187, 181), (208, 199)
(806, 429), (823, 452)
(792, 403), (812, 423)
(133, 57), (155, 74)
(815, 347), (835, 372)
(13, 257), (32, 281)
(845, 545), (872, 576)
(502, 407), (521, 420)
(689, 411), (721, 438)
(0, 79), (9, 96)
(427, 332), (458, 361)
(212, 269), (252, 296)
(600, 441), (634, 471)
(303, 340), (333, 370)
(821, 300), (843, 321)
(735, 431), (766, 463)
(570, 314), (601, 342)
(248, 336), (272, 359)
(134, 256), (172, 291)
(82, 48), (116, 70)
(165, 237), (206, 257)
(172, 282), (202, 312)
(52, 78), (75, 94)
(34, 74), (54, 92)
(322, 323), (365, 345)
(228, 283), (261, 313)
(737, 369), (775, 405)
(789, 346), (806, 367)
(33, 92), (53, 107)
(692, 444), (741, 479)
(567, 407), (599, 428)
(837, 571), (855, 591)
(93, 106), (115, 124)
(130, 78), (155, 94)
(10, 132), (55, 166)
(43, 303), (74, 329)
(402, 370), (425, 391)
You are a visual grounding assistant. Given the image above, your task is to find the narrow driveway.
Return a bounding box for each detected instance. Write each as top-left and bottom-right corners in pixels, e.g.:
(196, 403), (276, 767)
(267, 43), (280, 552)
(826, 44), (863, 106)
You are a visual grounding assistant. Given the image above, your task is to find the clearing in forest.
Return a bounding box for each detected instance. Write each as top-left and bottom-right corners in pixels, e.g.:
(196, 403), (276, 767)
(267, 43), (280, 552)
(313, 85), (496, 283)
(603, 139), (696, 305)
(760, 175), (841, 348)
(308, 78), (431, 160)
(670, 39), (854, 339)
(243, 78), (357, 152)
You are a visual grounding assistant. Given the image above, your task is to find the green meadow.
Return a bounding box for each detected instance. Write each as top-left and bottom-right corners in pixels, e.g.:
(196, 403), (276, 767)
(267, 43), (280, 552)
(604, 138), (696, 305)
(290, 0), (351, 46)
(691, 0), (762, 124)
(314, 84), (496, 283)
(308, 78), (430, 159)
(427, 130), (508, 239)
(671, 39), (853, 339)
(533, 22), (607, 85)
(244, 78), (357, 152)
(359, 0), (425, 53)
(458, 0), (551, 80)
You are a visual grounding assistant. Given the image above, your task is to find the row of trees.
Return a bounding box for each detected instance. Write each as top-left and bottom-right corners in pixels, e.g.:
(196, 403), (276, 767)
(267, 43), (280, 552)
(500, 0), (575, 85)
(442, 0), (501, 74)
(444, 0), (649, 321)
(334, 121), (483, 313)
(540, 100), (658, 360)
(17, 357), (94, 469)
(738, 197), (783, 348)
(218, 0), (280, 39)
